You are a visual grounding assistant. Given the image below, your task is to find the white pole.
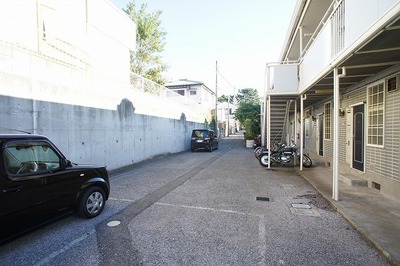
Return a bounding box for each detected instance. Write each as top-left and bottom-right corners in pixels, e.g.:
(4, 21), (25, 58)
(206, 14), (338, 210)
(266, 65), (271, 169)
(333, 67), (346, 201)
(215, 61), (218, 133)
(262, 66), (268, 147)
(294, 100), (297, 147)
(300, 95), (306, 171)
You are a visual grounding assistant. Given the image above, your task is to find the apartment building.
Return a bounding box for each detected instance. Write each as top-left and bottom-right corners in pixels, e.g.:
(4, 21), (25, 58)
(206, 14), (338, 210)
(264, 0), (400, 201)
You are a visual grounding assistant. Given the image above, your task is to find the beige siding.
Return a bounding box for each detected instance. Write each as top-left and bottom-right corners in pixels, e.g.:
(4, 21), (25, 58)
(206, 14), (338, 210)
(375, 80), (400, 181)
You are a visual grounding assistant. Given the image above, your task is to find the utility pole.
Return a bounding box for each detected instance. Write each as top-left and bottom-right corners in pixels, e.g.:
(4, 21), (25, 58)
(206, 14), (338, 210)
(215, 61), (218, 135)
(226, 94), (230, 137)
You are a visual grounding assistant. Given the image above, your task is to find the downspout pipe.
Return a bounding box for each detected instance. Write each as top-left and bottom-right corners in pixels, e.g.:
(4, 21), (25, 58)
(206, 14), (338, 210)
(265, 64), (271, 169)
(300, 94), (306, 171)
(262, 65), (268, 147)
(333, 67), (346, 201)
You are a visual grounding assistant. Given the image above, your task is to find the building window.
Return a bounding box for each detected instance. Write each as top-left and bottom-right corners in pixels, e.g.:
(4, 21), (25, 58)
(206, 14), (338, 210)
(175, 90), (184, 96)
(324, 102), (331, 140)
(387, 76), (398, 92)
(305, 118), (310, 138)
(367, 81), (384, 146)
(190, 90), (197, 95)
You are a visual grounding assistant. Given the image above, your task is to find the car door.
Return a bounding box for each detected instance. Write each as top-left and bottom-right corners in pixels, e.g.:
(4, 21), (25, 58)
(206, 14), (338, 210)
(0, 140), (74, 241)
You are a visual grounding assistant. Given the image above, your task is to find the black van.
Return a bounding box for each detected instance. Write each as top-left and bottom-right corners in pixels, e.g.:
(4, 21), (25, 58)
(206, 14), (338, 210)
(190, 129), (218, 152)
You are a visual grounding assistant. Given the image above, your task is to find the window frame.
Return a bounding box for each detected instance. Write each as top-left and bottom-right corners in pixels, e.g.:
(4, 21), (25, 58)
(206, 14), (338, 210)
(367, 80), (385, 147)
(324, 102), (331, 140)
(3, 140), (63, 179)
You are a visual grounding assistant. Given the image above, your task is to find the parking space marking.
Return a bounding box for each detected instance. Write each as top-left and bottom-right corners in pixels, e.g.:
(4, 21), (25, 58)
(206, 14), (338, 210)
(155, 202), (250, 216)
(258, 215), (267, 266)
(108, 197), (136, 202)
(34, 230), (95, 266)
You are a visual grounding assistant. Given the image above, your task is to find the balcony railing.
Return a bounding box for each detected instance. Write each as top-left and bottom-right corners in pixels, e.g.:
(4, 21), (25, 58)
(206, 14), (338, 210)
(331, 1), (345, 57)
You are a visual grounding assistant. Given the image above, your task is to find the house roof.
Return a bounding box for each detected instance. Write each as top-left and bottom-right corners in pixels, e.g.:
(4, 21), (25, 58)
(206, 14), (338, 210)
(165, 79), (203, 87)
(165, 79), (215, 94)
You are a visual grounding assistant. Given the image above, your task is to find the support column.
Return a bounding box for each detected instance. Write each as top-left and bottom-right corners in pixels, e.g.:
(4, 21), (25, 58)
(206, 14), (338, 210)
(333, 67), (346, 201)
(300, 95), (306, 171)
(267, 94), (271, 169)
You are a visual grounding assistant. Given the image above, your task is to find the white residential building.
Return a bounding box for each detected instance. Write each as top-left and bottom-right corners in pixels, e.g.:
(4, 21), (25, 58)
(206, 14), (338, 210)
(217, 101), (238, 136)
(264, 0), (400, 201)
(165, 79), (216, 121)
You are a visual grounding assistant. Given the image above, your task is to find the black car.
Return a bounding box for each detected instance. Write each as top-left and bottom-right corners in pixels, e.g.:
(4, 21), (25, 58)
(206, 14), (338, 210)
(190, 129), (218, 152)
(0, 134), (110, 245)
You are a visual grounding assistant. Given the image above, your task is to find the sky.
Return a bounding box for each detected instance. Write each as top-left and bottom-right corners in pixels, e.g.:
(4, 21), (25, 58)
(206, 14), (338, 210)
(110, 0), (297, 96)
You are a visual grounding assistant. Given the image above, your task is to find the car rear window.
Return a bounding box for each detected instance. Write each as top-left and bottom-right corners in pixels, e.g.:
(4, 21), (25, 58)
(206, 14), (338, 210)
(192, 130), (209, 138)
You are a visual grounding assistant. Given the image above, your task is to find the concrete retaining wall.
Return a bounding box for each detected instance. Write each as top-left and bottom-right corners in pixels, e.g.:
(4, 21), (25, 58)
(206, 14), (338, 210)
(0, 43), (206, 170)
(0, 93), (202, 170)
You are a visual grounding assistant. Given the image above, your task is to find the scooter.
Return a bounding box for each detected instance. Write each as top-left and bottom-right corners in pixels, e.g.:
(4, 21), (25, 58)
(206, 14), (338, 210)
(258, 142), (312, 168)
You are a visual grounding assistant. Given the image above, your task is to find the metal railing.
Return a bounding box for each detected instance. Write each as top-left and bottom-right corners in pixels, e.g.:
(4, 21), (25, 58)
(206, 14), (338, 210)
(331, 0), (345, 57)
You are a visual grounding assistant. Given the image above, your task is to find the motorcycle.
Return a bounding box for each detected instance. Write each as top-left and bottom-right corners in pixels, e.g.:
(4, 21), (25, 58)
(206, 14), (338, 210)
(254, 141), (285, 159)
(258, 142), (312, 168)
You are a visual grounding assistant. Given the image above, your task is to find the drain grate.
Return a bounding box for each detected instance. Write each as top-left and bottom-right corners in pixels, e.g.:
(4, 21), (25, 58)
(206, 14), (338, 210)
(290, 203), (320, 217)
(256, 196), (270, 202)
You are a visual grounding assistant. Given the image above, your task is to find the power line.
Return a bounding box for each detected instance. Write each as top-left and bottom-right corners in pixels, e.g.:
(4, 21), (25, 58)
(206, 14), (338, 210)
(216, 69), (236, 92)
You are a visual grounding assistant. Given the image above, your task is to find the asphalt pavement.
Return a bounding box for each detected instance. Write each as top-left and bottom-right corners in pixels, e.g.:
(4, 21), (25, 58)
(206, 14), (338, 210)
(0, 132), (395, 265)
(99, 132), (390, 265)
(296, 155), (400, 265)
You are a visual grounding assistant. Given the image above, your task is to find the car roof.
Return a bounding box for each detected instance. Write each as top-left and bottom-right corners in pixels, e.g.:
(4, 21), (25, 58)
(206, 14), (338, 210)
(192, 129), (214, 132)
(0, 134), (49, 141)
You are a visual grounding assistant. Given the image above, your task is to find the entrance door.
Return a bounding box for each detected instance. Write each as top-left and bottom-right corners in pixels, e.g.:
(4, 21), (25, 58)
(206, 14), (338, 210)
(318, 114), (324, 156)
(352, 104), (364, 171)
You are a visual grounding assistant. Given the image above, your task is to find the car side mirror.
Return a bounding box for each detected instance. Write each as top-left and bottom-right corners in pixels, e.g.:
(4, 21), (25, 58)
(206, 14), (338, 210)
(62, 159), (72, 168)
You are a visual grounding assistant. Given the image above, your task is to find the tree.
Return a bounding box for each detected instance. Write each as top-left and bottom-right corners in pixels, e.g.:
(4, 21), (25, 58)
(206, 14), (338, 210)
(234, 102), (260, 126)
(233, 88), (261, 139)
(218, 95), (234, 103)
(124, 2), (167, 84)
(234, 102), (261, 139)
(235, 88), (259, 104)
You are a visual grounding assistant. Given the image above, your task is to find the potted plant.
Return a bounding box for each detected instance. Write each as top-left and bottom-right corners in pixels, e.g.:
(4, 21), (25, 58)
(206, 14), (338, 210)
(243, 119), (257, 148)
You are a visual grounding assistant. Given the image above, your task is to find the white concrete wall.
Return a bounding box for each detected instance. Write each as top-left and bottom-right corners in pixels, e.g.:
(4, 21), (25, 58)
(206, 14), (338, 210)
(0, 1), (207, 170)
(0, 0), (38, 51)
(0, 70), (203, 170)
(298, 19), (332, 92)
(268, 64), (299, 95)
(0, 0), (135, 83)
(87, 0), (136, 83)
(345, 0), (398, 46)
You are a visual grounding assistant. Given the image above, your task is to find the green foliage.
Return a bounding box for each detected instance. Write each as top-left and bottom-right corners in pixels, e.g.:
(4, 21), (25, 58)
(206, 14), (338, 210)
(204, 118), (209, 128)
(234, 88), (260, 139)
(235, 88), (259, 104)
(243, 118), (259, 140)
(234, 102), (260, 125)
(124, 1), (168, 85)
(218, 95), (234, 103)
(210, 116), (216, 131)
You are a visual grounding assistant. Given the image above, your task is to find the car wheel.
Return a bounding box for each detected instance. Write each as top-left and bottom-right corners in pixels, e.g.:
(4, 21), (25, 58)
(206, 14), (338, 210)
(78, 186), (105, 218)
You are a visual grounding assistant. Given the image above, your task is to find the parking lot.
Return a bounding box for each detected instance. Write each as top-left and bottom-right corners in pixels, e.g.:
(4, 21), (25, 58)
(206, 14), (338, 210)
(0, 133), (388, 265)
